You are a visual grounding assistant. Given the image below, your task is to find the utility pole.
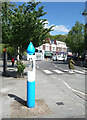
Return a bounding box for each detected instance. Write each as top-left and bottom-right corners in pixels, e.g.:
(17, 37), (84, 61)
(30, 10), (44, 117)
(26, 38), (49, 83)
(82, 1), (87, 67)
(82, 1), (87, 52)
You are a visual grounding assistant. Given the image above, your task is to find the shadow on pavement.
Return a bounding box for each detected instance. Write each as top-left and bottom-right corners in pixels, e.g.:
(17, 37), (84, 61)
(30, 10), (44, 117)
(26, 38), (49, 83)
(7, 65), (17, 68)
(2, 71), (27, 78)
(8, 94), (27, 107)
(2, 66), (27, 78)
(2, 70), (17, 78)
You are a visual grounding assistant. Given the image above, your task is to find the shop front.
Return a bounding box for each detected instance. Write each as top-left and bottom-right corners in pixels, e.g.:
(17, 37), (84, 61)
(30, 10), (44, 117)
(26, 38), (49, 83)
(44, 51), (52, 59)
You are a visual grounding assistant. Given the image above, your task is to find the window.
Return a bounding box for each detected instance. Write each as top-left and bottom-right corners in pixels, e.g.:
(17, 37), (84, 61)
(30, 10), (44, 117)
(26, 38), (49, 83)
(63, 48), (67, 52)
(53, 47), (55, 50)
(51, 46), (56, 51)
(46, 46), (50, 51)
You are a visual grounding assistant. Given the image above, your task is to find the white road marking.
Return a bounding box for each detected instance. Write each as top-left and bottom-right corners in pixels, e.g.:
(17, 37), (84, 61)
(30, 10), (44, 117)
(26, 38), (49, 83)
(63, 81), (86, 96)
(62, 69), (69, 72)
(53, 70), (64, 74)
(63, 81), (72, 89)
(43, 69), (85, 75)
(43, 70), (52, 74)
(73, 70), (85, 74)
(72, 88), (86, 96)
(69, 70), (75, 74)
(55, 65), (57, 68)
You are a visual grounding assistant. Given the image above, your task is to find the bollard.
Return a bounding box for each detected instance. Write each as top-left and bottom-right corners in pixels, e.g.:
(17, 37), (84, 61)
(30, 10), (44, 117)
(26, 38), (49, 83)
(3, 48), (7, 75)
(27, 42), (35, 108)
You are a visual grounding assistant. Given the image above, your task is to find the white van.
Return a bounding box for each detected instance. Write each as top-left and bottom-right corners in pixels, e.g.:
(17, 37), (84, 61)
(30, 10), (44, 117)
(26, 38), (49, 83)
(52, 52), (67, 61)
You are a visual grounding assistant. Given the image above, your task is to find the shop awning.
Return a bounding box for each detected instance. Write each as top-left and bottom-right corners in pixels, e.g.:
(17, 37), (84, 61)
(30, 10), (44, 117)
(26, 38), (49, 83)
(45, 51), (52, 57)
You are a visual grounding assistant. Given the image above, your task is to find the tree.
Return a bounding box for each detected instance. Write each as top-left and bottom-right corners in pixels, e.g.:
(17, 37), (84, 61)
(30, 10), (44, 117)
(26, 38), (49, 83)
(2, 2), (54, 56)
(48, 34), (67, 42)
(65, 21), (85, 55)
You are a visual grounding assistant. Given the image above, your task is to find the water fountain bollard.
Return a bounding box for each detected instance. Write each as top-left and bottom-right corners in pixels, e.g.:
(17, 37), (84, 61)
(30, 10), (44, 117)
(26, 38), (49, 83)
(27, 42), (35, 108)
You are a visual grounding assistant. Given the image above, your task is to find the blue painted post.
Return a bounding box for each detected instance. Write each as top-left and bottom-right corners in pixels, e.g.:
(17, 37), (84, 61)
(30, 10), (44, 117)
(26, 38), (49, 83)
(27, 42), (35, 108)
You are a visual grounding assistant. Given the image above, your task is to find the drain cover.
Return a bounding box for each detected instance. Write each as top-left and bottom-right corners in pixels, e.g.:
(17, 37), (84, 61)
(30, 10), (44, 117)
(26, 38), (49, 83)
(56, 102), (64, 105)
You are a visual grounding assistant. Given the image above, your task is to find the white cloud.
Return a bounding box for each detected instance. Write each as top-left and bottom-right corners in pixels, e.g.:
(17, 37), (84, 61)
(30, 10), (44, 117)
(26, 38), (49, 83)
(53, 25), (70, 33)
(44, 21), (51, 28)
(43, 21), (70, 34)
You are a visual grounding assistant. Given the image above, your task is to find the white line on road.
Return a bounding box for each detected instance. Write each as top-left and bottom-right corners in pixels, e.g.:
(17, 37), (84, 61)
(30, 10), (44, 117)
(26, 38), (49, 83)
(73, 70), (85, 74)
(55, 65), (57, 68)
(63, 81), (72, 89)
(53, 70), (64, 74)
(69, 70), (75, 74)
(43, 70), (52, 74)
(72, 88), (86, 96)
(62, 69), (69, 72)
(63, 81), (86, 96)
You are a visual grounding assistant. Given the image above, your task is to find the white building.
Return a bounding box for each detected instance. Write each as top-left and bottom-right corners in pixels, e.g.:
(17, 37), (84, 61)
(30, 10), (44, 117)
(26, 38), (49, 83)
(56, 41), (67, 52)
(35, 39), (68, 60)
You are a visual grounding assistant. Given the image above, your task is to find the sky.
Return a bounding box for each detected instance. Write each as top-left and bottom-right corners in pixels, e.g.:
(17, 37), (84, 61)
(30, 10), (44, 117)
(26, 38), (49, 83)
(10, 1), (86, 36)
(36, 2), (85, 35)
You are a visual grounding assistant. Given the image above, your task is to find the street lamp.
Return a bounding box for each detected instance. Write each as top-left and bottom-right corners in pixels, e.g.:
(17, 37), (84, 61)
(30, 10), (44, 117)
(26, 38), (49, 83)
(82, 1), (87, 51)
(82, 1), (87, 67)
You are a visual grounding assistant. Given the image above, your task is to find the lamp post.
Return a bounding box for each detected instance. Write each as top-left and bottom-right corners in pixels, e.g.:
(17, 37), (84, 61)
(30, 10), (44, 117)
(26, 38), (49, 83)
(82, 1), (87, 67)
(82, 1), (87, 51)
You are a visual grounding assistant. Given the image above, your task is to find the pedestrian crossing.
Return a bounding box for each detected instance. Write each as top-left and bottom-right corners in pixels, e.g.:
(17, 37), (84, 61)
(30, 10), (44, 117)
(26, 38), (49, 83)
(73, 70), (85, 74)
(43, 70), (52, 74)
(42, 69), (86, 75)
(53, 70), (64, 74)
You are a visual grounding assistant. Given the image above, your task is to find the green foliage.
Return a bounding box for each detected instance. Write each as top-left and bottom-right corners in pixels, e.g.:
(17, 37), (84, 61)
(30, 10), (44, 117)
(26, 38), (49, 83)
(0, 44), (5, 54)
(2, 2), (54, 56)
(47, 21), (85, 55)
(48, 34), (67, 42)
(65, 21), (85, 55)
(16, 61), (25, 74)
(6, 46), (17, 57)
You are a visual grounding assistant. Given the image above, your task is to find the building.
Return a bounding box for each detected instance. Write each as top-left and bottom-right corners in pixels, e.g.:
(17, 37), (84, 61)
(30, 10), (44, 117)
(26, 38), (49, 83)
(35, 38), (68, 60)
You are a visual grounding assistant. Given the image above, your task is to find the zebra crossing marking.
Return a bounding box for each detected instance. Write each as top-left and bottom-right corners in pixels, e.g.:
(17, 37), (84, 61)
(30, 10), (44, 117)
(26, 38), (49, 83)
(53, 70), (64, 74)
(55, 65), (57, 68)
(61, 69), (69, 72)
(43, 69), (85, 75)
(43, 70), (52, 74)
(73, 70), (85, 74)
(69, 70), (75, 74)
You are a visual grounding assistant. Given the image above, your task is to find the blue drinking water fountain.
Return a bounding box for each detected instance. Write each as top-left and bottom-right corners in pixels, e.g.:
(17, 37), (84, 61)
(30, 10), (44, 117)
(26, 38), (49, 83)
(27, 42), (35, 55)
(27, 42), (35, 108)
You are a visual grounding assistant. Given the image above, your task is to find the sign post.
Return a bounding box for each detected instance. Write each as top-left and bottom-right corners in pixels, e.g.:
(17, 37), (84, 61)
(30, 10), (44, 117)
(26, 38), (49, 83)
(27, 42), (35, 108)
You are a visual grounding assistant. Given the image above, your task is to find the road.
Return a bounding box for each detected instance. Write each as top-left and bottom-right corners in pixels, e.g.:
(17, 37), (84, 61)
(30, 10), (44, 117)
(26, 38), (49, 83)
(0, 59), (87, 118)
(35, 60), (86, 118)
(36, 60), (86, 95)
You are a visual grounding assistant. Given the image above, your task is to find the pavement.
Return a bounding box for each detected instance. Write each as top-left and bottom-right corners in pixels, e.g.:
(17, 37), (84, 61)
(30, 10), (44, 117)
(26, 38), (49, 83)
(0, 60), (86, 119)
